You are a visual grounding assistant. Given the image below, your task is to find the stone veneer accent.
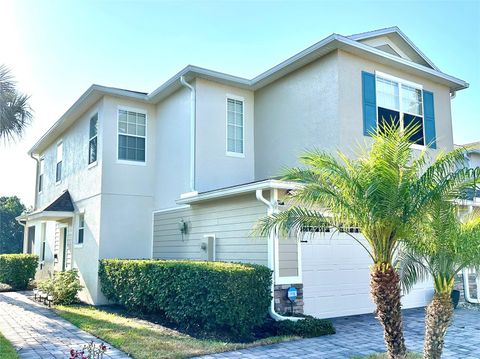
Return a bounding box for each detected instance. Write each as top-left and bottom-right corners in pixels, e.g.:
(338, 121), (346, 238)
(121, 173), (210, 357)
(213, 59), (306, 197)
(454, 273), (478, 303)
(274, 284), (304, 314)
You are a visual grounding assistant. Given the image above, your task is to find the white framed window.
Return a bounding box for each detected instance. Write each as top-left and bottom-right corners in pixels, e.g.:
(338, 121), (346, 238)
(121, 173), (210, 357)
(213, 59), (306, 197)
(226, 97), (244, 156)
(117, 108), (146, 163)
(38, 157), (44, 193)
(77, 214), (85, 245)
(375, 71), (424, 146)
(40, 223), (46, 262)
(88, 113), (98, 165)
(56, 141), (63, 183)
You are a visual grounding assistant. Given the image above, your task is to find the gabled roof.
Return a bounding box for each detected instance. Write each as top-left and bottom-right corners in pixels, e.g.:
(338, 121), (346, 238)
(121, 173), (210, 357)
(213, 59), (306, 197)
(29, 27), (469, 155)
(42, 190), (75, 212)
(16, 190), (75, 222)
(347, 26), (440, 71)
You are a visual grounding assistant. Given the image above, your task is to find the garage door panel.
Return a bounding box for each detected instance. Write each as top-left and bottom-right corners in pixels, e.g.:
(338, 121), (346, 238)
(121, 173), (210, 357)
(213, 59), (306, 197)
(301, 232), (433, 319)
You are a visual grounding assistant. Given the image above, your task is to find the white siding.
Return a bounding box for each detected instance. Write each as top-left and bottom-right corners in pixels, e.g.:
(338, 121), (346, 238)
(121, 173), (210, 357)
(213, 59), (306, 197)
(153, 194), (268, 266)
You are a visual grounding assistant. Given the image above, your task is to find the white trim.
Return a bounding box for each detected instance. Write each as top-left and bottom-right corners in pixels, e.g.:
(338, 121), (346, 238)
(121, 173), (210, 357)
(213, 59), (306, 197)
(375, 71), (426, 146)
(55, 140), (63, 184)
(271, 189), (303, 285)
(152, 205), (191, 214)
(75, 212), (85, 246)
(375, 71), (423, 90)
(88, 112), (98, 165)
(176, 180), (301, 205)
(347, 26), (440, 71)
(38, 156), (45, 194)
(116, 106), (148, 165)
(24, 211), (74, 222)
(225, 95), (245, 157)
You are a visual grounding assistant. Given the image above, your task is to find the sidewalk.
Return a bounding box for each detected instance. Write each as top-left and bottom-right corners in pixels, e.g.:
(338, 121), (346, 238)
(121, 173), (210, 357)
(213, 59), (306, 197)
(0, 291), (129, 359)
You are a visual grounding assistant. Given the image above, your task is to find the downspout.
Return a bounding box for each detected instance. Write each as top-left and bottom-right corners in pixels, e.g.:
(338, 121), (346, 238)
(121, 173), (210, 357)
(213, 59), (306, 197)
(180, 76), (196, 193)
(256, 189), (302, 321)
(30, 153), (40, 210)
(463, 204), (480, 304)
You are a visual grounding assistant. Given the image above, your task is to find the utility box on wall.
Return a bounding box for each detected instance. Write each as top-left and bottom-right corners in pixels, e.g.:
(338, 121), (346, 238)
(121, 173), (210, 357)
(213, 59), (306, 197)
(201, 234), (216, 261)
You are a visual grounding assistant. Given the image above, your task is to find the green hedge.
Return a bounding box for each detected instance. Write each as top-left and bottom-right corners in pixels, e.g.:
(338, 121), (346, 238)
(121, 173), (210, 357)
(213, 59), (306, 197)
(99, 259), (272, 338)
(0, 254), (38, 289)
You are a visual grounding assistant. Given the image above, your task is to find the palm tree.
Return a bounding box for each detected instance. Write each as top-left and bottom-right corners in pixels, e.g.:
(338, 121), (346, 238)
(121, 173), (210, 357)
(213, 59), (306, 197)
(0, 65), (32, 141)
(256, 124), (475, 359)
(399, 202), (480, 359)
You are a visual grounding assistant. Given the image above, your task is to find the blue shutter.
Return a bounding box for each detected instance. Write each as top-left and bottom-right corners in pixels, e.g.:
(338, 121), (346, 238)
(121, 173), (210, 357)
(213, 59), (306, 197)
(362, 71), (377, 136)
(423, 90), (436, 149)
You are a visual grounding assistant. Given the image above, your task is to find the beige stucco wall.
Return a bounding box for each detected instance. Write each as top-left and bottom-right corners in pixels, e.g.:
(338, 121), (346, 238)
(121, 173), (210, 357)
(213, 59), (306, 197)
(337, 50), (454, 156)
(195, 78), (255, 192)
(254, 51), (340, 180)
(154, 88), (191, 209)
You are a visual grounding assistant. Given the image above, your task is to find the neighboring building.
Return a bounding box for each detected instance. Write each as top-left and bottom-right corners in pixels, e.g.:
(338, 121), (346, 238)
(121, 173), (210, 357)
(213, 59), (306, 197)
(19, 27), (469, 318)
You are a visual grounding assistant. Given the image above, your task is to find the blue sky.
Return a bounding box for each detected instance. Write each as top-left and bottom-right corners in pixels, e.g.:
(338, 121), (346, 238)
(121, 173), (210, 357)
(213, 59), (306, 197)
(1, 0), (479, 206)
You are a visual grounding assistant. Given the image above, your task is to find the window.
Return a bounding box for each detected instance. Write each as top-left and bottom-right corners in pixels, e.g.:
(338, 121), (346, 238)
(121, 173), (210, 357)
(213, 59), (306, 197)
(38, 158), (44, 193)
(40, 223), (46, 261)
(376, 73), (424, 145)
(118, 109), (146, 162)
(77, 214), (85, 245)
(89, 114), (98, 164)
(226, 98), (244, 155)
(56, 142), (63, 182)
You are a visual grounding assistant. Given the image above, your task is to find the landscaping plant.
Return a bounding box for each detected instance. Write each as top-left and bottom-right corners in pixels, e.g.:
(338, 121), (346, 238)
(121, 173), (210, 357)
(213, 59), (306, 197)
(99, 259), (272, 339)
(399, 202), (480, 359)
(69, 341), (108, 359)
(256, 123), (476, 359)
(0, 254), (38, 289)
(38, 269), (83, 304)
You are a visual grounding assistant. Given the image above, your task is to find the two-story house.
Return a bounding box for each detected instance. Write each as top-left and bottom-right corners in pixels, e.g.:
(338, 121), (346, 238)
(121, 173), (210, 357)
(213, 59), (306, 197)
(19, 27), (469, 318)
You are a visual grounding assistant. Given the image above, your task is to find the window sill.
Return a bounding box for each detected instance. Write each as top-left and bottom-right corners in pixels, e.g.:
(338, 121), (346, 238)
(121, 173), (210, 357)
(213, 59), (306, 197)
(88, 161), (98, 169)
(74, 243), (84, 249)
(410, 144), (427, 151)
(55, 181), (62, 186)
(116, 159), (147, 166)
(226, 151), (245, 158)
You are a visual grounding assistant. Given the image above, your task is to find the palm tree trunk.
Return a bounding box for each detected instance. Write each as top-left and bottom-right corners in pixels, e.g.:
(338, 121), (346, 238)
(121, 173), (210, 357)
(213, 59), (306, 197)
(423, 292), (454, 359)
(370, 264), (406, 359)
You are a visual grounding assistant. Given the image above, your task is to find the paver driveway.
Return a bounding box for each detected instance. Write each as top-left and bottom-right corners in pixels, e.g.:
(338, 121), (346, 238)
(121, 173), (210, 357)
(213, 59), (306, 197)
(198, 307), (480, 358)
(0, 292), (129, 359)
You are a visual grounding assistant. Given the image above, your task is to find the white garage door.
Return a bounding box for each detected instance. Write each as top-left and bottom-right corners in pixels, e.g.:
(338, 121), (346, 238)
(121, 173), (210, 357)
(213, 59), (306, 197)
(301, 232), (433, 319)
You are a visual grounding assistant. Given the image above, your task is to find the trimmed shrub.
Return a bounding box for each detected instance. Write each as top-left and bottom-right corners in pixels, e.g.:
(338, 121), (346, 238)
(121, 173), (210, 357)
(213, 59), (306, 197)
(0, 254), (38, 289)
(99, 259), (272, 338)
(38, 269), (83, 304)
(275, 316), (336, 337)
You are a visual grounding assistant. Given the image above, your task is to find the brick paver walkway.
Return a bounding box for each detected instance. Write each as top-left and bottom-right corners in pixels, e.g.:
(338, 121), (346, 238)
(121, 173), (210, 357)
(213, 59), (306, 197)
(0, 292), (129, 359)
(198, 307), (480, 358)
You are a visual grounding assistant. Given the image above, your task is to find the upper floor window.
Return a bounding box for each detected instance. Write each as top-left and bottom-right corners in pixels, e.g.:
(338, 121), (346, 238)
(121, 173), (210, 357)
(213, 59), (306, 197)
(89, 114), (98, 165)
(77, 214), (85, 245)
(226, 97), (244, 156)
(118, 109), (146, 162)
(56, 142), (63, 182)
(376, 73), (424, 145)
(38, 157), (44, 193)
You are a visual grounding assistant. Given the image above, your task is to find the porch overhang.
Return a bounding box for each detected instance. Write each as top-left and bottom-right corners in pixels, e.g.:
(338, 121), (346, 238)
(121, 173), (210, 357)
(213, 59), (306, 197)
(16, 190), (75, 223)
(176, 179), (301, 205)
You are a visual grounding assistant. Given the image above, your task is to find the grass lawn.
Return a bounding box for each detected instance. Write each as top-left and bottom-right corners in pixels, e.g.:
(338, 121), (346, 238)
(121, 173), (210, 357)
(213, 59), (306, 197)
(55, 305), (298, 359)
(0, 332), (19, 359)
(352, 353), (421, 359)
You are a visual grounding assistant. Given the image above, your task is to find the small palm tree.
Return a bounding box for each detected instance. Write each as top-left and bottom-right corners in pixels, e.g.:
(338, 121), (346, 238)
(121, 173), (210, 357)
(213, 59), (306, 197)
(0, 65), (32, 141)
(256, 124), (475, 359)
(399, 202), (480, 359)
